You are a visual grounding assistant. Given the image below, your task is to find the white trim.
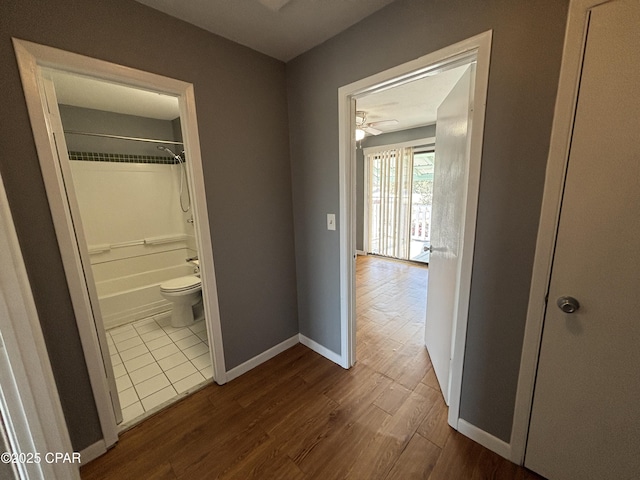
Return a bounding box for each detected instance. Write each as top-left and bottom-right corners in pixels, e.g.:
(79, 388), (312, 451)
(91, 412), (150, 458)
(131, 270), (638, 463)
(0, 171), (78, 478)
(362, 136), (436, 157)
(447, 34), (491, 430)
(41, 71), (124, 426)
(299, 335), (343, 366)
(13, 38), (118, 448)
(179, 83), (228, 385)
(338, 30), (492, 428)
(225, 335), (299, 382)
(12, 38), (227, 449)
(356, 250), (367, 256)
(510, 0), (609, 465)
(458, 419), (512, 461)
(78, 440), (107, 466)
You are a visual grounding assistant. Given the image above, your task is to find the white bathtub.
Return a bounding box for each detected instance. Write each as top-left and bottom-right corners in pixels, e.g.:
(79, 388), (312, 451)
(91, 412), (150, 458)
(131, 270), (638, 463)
(96, 263), (196, 330)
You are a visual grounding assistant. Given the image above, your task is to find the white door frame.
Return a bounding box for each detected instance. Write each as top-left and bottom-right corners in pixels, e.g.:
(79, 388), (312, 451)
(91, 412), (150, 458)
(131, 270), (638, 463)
(13, 38), (227, 456)
(510, 0), (611, 465)
(0, 167), (78, 478)
(338, 30), (492, 428)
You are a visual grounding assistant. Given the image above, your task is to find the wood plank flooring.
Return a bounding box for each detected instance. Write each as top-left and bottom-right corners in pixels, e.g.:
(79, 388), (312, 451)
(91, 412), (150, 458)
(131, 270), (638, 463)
(81, 255), (544, 479)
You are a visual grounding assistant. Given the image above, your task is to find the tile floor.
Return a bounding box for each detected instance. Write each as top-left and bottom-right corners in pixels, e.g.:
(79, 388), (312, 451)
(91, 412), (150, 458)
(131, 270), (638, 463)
(107, 312), (213, 425)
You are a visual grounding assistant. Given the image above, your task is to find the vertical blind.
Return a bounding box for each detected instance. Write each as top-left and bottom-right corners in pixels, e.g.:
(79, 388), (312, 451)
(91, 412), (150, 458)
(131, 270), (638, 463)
(367, 147), (414, 259)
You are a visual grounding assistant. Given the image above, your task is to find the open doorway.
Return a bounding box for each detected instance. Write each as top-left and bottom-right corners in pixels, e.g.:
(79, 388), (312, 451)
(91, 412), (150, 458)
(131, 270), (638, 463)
(338, 31), (492, 428)
(357, 63), (469, 266)
(353, 59), (471, 405)
(14, 39), (227, 458)
(47, 68), (215, 429)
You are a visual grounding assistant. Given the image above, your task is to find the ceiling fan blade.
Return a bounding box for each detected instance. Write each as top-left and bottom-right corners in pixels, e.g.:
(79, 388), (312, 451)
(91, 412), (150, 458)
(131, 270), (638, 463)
(367, 119), (399, 128)
(364, 126), (382, 135)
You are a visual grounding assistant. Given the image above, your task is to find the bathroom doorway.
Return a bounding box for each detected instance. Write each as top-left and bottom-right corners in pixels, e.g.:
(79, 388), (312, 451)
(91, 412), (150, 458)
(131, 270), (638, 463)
(14, 39), (226, 457)
(49, 68), (215, 429)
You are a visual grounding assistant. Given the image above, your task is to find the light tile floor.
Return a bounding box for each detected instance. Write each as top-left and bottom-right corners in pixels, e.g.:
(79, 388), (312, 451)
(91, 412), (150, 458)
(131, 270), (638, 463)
(107, 312), (213, 425)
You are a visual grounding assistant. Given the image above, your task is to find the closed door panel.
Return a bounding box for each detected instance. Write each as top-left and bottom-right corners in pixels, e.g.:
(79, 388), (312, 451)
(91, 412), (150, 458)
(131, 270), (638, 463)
(526, 1), (640, 479)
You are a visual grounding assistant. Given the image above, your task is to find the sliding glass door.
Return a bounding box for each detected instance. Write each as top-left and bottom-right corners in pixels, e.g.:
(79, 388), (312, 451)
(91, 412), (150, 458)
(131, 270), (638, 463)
(409, 150), (434, 263)
(366, 146), (433, 263)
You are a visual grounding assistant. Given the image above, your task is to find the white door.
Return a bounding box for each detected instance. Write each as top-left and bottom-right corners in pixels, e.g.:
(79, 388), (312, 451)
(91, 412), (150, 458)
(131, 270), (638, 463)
(41, 73), (123, 426)
(425, 65), (474, 405)
(525, 2), (640, 479)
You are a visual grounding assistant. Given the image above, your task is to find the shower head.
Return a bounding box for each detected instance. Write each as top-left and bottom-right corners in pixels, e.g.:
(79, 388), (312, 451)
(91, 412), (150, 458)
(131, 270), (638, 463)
(157, 145), (183, 162)
(157, 145), (176, 156)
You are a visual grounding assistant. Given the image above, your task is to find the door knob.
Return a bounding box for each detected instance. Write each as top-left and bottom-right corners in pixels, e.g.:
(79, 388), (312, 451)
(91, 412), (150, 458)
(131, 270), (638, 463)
(557, 296), (580, 314)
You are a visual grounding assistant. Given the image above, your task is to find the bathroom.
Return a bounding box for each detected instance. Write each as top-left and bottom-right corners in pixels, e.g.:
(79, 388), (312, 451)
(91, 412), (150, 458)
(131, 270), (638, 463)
(52, 70), (213, 427)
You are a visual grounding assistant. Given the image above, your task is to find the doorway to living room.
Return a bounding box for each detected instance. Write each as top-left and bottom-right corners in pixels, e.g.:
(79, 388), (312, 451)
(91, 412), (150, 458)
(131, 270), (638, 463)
(339, 31), (492, 431)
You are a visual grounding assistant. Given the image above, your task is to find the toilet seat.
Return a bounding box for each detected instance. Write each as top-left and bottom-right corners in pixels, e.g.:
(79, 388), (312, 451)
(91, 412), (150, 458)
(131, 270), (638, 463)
(160, 275), (201, 293)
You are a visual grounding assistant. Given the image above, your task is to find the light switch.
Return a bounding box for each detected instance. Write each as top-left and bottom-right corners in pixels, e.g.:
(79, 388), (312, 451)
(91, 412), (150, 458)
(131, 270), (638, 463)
(327, 213), (336, 231)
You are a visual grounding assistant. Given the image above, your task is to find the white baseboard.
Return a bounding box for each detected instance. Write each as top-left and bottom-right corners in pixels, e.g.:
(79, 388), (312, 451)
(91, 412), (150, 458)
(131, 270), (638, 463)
(356, 250), (367, 256)
(299, 334), (343, 366)
(79, 439), (107, 465)
(225, 334), (346, 382)
(225, 335), (299, 382)
(458, 418), (512, 460)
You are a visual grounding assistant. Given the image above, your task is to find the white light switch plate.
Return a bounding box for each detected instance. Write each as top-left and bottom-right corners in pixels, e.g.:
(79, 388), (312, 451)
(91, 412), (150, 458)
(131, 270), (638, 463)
(327, 213), (336, 231)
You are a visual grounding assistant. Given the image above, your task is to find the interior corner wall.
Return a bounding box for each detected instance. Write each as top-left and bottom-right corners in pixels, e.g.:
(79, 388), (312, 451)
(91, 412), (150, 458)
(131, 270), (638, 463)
(0, 0), (297, 450)
(286, 0), (569, 442)
(357, 125), (437, 251)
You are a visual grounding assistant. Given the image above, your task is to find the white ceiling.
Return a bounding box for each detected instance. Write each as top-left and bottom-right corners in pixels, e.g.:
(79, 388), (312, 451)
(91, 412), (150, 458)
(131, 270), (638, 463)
(356, 64), (469, 136)
(135, 0), (397, 62)
(48, 69), (180, 120)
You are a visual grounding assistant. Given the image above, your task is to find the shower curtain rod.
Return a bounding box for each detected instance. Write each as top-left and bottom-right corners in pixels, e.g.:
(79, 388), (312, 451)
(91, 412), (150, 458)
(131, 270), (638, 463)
(63, 129), (183, 145)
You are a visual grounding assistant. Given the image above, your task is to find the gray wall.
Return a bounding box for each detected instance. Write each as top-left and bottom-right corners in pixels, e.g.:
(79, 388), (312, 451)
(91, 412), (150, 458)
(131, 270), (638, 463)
(60, 105), (179, 156)
(357, 125), (436, 250)
(1, 0), (297, 450)
(287, 0), (569, 442)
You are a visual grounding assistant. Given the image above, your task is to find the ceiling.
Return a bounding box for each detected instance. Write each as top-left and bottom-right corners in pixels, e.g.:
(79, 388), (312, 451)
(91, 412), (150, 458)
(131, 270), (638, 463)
(48, 63), (469, 134)
(356, 64), (469, 136)
(47, 4), (468, 134)
(48, 69), (180, 120)
(135, 0), (397, 62)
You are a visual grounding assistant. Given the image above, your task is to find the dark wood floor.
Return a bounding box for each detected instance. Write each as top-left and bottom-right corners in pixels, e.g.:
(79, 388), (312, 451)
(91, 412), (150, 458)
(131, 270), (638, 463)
(81, 255), (544, 479)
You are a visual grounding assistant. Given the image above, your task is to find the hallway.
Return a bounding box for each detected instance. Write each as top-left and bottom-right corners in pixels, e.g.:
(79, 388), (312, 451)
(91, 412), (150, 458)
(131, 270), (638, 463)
(81, 256), (542, 479)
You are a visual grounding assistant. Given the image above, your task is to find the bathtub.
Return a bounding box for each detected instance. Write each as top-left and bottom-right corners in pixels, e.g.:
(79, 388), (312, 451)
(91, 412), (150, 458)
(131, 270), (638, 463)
(96, 263), (196, 330)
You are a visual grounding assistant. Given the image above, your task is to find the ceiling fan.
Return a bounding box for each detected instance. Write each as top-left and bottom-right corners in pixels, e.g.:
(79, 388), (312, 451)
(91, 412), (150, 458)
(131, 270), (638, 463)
(355, 111), (398, 137)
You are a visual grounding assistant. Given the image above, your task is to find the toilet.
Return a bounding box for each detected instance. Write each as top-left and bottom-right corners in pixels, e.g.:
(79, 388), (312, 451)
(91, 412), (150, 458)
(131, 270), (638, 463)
(160, 275), (202, 327)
